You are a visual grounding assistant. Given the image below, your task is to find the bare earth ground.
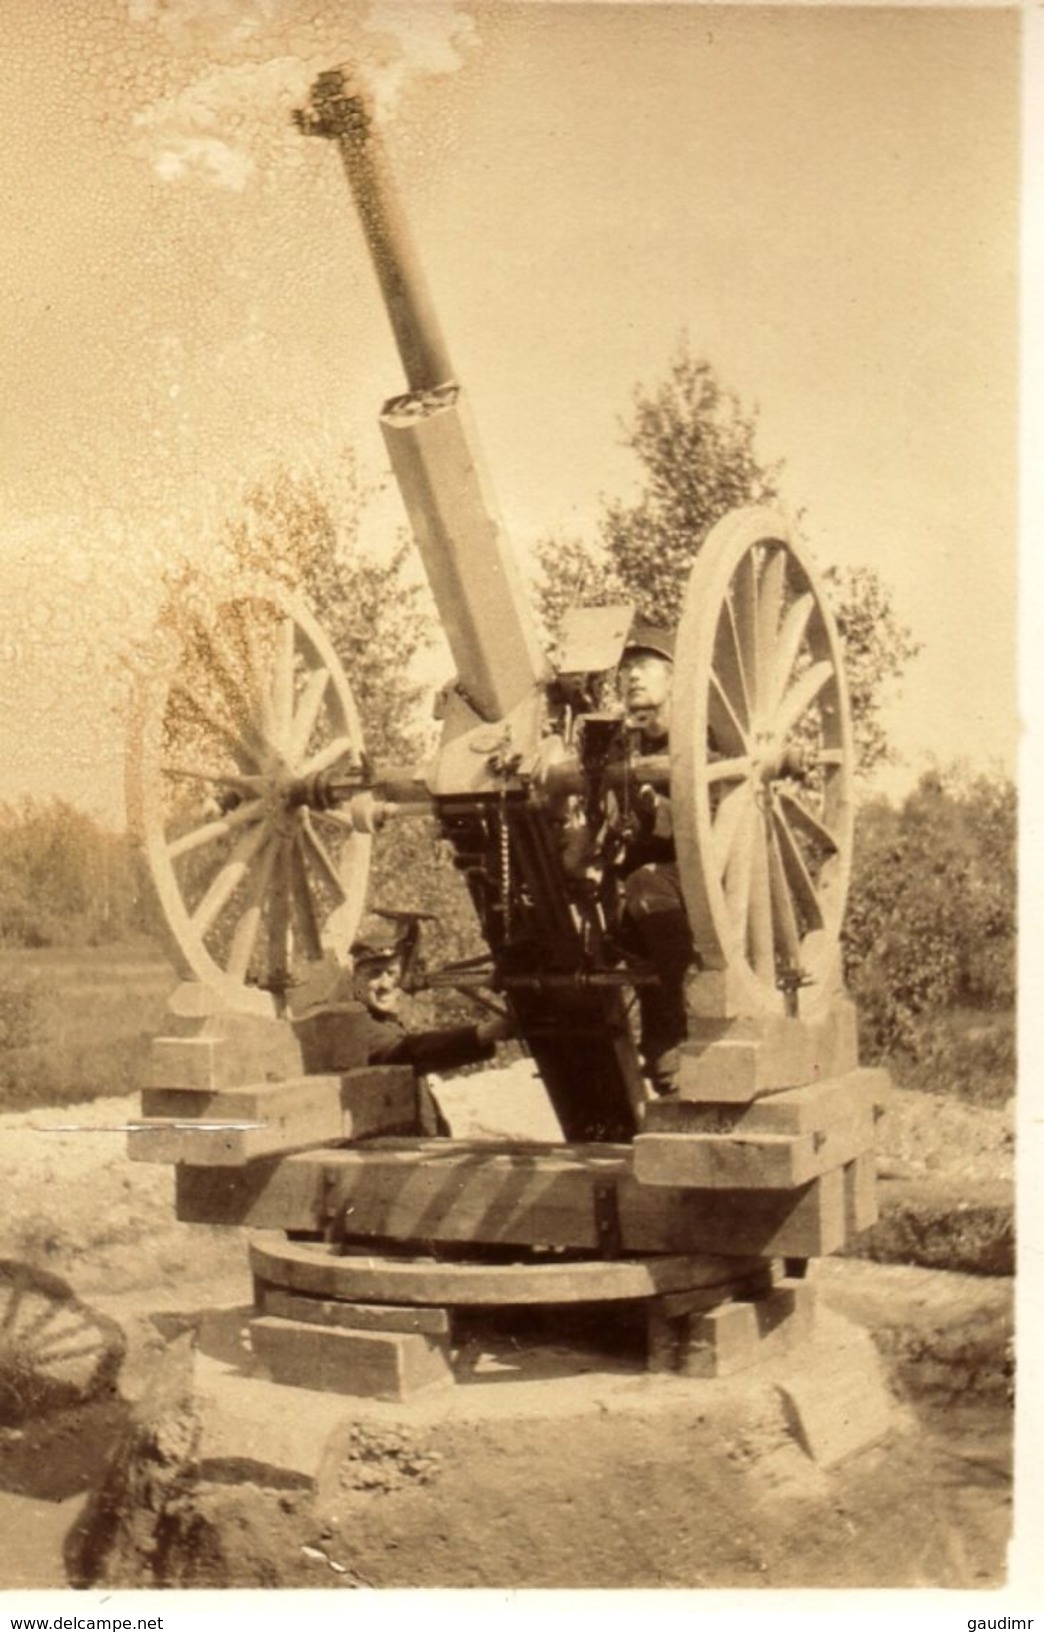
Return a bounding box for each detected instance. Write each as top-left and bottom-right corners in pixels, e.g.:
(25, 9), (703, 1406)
(0, 1062), (1021, 1593)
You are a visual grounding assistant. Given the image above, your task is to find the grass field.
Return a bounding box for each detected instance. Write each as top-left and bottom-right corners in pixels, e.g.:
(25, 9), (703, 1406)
(0, 940), (176, 1111)
(0, 939), (1016, 1115)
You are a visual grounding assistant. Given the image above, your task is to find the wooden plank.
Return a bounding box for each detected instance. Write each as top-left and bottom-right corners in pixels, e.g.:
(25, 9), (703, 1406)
(147, 1014), (304, 1090)
(128, 1075), (344, 1166)
(143, 1065), (417, 1137)
(644, 1068), (887, 1137)
(132, 1068), (419, 1166)
(257, 1286), (451, 1336)
(632, 1104), (875, 1190)
(677, 999), (859, 1102)
(250, 1315), (453, 1401)
(843, 1152), (879, 1235)
(247, 1234), (750, 1306)
(176, 1139), (849, 1257)
(683, 1279), (816, 1378)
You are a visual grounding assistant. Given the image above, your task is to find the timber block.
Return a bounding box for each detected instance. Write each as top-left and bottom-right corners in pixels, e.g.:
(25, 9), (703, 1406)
(174, 1138), (851, 1257)
(844, 1152), (879, 1236)
(682, 1279), (816, 1379)
(130, 1066), (417, 1166)
(250, 1314), (454, 1402)
(632, 1100), (875, 1191)
(147, 1013), (305, 1092)
(646, 1266), (773, 1372)
(677, 1000), (859, 1103)
(643, 1067), (887, 1138)
(257, 1285), (452, 1337)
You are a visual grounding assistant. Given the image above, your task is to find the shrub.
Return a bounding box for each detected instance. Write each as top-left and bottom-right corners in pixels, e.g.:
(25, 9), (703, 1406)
(843, 769), (1016, 1059)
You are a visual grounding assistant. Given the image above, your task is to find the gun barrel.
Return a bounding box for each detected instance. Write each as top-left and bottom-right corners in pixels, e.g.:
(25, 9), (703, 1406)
(301, 68), (550, 723)
(302, 69), (453, 392)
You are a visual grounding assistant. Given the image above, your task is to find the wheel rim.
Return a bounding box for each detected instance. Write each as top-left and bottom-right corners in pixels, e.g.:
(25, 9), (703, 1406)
(127, 588), (371, 1015)
(672, 508), (854, 1017)
(0, 1261), (125, 1423)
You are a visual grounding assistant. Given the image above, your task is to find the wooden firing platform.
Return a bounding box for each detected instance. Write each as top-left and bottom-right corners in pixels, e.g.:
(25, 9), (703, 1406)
(129, 1013), (883, 1403)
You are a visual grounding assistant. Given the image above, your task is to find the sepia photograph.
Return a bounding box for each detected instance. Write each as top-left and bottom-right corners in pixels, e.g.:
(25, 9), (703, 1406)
(0, 0), (1034, 1613)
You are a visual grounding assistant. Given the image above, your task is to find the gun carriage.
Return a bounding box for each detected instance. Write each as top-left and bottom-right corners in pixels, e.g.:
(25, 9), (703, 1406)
(125, 70), (879, 1397)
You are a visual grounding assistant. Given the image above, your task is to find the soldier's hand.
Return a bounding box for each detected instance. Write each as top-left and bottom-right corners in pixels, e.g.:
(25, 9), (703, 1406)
(476, 1014), (513, 1047)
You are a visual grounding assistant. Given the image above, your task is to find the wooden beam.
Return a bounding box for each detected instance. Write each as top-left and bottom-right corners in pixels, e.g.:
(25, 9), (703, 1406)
(250, 1315), (453, 1401)
(247, 1233), (754, 1306)
(257, 1286), (451, 1336)
(176, 1138), (849, 1257)
(131, 1066), (418, 1166)
(643, 1067), (887, 1137)
(676, 1000), (859, 1102)
(632, 1104), (875, 1190)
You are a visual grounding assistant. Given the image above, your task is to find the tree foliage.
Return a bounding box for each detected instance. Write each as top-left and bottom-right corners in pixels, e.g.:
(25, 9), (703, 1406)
(535, 339), (919, 776)
(0, 798), (158, 949)
(843, 767), (1016, 1064)
(221, 454), (434, 762)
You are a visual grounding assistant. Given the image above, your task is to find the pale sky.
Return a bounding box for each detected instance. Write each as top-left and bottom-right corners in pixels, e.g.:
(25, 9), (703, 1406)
(0, 0), (1021, 823)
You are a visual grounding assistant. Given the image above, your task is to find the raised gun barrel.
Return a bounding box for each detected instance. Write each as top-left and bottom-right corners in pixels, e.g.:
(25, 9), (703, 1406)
(299, 69), (550, 725)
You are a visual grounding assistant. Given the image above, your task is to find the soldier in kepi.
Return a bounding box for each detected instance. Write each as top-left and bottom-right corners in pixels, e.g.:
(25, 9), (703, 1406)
(293, 915), (512, 1077)
(347, 918), (512, 1071)
(614, 620), (696, 1098)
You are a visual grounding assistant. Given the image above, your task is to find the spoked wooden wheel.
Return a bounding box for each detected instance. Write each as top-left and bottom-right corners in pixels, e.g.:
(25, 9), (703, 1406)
(127, 588), (371, 1016)
(672, 508), (854, 1017)
(0, 1261), (125, 1423)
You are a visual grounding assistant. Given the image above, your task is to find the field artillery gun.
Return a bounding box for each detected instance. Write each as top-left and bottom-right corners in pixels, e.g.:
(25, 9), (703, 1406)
(126, 69), (883, 1400)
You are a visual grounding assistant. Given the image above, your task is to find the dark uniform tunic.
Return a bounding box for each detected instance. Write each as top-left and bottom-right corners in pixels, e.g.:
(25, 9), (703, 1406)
(616, 728), (695, 1088)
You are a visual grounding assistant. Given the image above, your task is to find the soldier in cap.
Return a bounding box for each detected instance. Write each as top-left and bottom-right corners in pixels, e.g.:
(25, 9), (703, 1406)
(615, 619), (695, 1096)
(295, 914), (511, 1076)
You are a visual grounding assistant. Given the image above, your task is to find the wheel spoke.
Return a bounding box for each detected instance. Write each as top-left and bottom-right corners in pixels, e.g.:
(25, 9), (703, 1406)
(265, 836), (292, 989)
(289, 837), (324, 961)
(767, 591), (814, 718)
(226, 834), (279, 981)
(297, 734), (358, 779)
(166, 797), (263, 861)
(169, 684), (262, 771)
(711, 780), (753, 875)
(0, 1276), (29, 1333)
(190, 819), (271, 937)
(709, 673), (749, 757)
(773, 659), (834, 745)
(162, 764), (266, 791)
(300, 813), (349, 901)
(714, 602), (753, 730)
(772, 803), (826, 931)
(766, 817), (802, 964)
(722, 798), (756, 936)
(234, 608), (278, 749)
(706, 754), (752, 784)
(270, 616), (297, 754)
(287, 667), (331, 767)
(747, 810), (775, 982)
(190, 621), (265, 756)
(777, 788), (839, 857)
(756, 546), (787, 706)
(731, 550), (760, 710)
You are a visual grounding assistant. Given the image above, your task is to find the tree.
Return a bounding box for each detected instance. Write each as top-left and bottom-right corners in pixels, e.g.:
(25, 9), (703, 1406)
(221, 454), (433, 761)
(842, 767), (1016, 1062)
(535, 339), (919, 776)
